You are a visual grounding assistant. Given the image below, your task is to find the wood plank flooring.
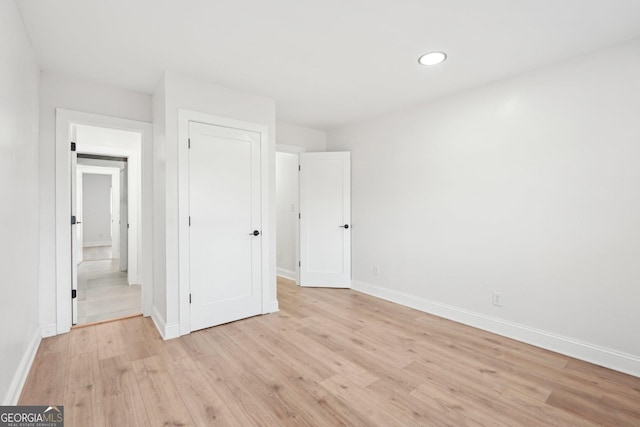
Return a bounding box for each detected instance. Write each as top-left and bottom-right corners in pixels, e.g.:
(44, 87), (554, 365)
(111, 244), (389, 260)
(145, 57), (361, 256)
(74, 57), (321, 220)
(20, 278), (640, 426)
(77, 246), (141, 325)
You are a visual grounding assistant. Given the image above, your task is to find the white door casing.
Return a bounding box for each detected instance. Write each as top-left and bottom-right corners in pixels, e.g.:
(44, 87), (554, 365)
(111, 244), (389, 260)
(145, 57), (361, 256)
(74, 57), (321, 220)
(55, 109), (152, 336)
(188, 121), (263, 332)
(299, 152), (351, 287)
(275, 144), (305, 284)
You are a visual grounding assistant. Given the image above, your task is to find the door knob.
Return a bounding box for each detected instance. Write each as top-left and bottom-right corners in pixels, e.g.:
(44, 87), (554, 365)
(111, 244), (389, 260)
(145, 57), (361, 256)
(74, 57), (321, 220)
(339, 224), (349, 229)
(250, 230), (260, 236)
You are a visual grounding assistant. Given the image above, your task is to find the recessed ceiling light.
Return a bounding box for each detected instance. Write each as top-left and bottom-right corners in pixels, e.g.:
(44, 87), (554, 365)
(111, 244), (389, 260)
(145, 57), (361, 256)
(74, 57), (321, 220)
(418, 51), (447, 66)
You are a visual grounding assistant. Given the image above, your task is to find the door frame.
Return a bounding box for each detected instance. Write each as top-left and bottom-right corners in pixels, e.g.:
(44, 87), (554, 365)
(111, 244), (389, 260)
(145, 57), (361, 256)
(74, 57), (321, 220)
(76, 165), (123, 264)
(55, 109), (152, 334)
(275, 144), (305, 285)
(178, 110), (271, 335)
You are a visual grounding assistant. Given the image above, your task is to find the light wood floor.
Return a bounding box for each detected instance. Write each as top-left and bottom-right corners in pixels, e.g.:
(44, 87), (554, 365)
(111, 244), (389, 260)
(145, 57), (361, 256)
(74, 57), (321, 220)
(20, 278), (640, 426)
(83, 245), (114, 261)
(77, 246), (141, 325)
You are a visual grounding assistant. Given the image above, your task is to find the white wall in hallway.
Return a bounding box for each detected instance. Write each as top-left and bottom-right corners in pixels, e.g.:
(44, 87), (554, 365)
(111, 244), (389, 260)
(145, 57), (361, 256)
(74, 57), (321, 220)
(277, 122), (327, 151)
(82, 173), (114, 246)
(0, 0), (40, 405)
(38, 72), (151, 334)
(328, 38), (640, 375)
(276, 152), (299, 279)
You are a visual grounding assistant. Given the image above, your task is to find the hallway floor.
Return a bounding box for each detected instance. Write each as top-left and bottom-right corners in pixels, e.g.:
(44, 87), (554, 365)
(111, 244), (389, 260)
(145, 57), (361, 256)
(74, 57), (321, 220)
(77, 246), (141, 325)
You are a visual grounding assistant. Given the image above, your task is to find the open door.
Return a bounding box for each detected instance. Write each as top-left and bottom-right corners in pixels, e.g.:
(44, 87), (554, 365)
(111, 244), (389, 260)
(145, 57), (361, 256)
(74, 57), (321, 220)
(75, 169), (83, 264)
(299, 152), (351, 287)
(70, 145), (79, 324)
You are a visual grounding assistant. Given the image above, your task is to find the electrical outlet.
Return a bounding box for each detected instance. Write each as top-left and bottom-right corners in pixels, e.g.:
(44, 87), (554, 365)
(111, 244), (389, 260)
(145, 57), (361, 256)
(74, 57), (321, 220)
(373, 264), (380, 276)
(492, 291), (502, 307)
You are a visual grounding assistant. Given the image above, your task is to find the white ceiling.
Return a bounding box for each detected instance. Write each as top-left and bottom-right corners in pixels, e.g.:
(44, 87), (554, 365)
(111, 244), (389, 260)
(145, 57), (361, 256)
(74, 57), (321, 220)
(16, 0), (640, 130)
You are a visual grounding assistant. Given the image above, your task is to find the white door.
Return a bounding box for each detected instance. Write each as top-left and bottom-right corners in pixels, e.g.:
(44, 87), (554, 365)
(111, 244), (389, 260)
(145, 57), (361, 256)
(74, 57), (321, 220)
(76, 170), (84, 264)
(299, 152), (351, 287)
(70, 147), (79, 324)
(189, 121), (262, 332)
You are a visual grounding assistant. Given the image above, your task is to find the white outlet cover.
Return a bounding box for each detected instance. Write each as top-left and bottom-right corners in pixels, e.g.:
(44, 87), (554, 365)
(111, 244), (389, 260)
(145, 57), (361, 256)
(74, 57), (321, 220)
(492, 291), (502, 306)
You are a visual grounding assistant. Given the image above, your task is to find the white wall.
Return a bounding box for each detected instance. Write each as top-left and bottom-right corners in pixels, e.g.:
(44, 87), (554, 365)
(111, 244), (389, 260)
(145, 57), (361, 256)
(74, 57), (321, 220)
(82, 174), (113, 246)
(328, 38), (640, 375)
(0, 0), (40, 404)
(152, 71), (277, 338)
(276, 152), (299, 278)
(152, 78), (167, 323)
(39, 72), (151, 335)
(277, 121), (327, 151)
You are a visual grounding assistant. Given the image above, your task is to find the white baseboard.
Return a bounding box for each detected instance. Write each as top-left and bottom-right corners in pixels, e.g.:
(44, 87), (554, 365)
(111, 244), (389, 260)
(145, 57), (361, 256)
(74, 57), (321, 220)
(3, 328), (41, 405)
(352, 280), (640, 378)
(164, 323), (180, 340)
(267, 300), (279, 313)
(151, 305), (179, 340)
(40, 323), (57, 338)
(83, 241), (112, 247)
(277, 267), (296, 281)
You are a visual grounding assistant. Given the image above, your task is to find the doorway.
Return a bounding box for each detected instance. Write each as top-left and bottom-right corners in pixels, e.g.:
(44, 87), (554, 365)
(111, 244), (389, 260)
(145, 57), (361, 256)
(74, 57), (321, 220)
(75, 155), (141, 325)
(275, 147), (352, 289)
(55, 109), (152, 334)
(276, 150), (301, 283)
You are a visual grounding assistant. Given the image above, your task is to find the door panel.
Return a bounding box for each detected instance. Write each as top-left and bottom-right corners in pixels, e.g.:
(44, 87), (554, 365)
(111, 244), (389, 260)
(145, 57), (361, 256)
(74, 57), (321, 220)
(189, 121), (262, 332)
(71, 149), (78, 324)
(76, 170), (83, 264)
(299, 152), (351, 287)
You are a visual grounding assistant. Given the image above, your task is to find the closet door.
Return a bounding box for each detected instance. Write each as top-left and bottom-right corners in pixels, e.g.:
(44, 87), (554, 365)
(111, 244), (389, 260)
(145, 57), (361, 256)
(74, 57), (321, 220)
(188, 121), (262, 331)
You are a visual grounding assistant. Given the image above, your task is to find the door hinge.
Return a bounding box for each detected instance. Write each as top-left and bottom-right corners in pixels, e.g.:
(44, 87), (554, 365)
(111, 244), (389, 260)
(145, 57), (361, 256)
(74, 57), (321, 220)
(298, 165), (301, 171)
(189, 293), (192, 304)
(72, 289), (77, 299)
(188, 138), (191, 149)
(71, 215), (76, 225)
(189, 216), (191, 226)
(299, 213), (301, 219)
(299, 261), (301, 267)
(70, 142), (76, 152)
